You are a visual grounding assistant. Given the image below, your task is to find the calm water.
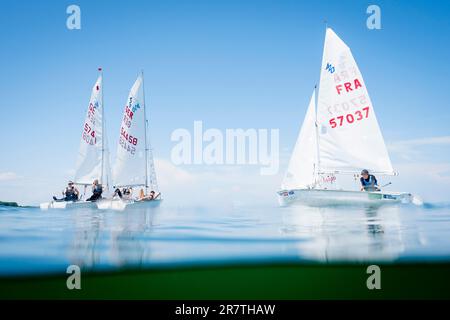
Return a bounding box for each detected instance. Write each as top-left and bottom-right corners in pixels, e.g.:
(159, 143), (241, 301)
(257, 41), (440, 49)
(1, 202), (450, 276)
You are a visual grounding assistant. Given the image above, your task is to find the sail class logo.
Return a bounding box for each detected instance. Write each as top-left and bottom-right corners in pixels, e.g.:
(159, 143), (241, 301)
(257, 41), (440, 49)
(171, 121), (279, 175)
(325, 62), (335, 74)
(132, 102), (141, 114)
(126, 97), (141, 118)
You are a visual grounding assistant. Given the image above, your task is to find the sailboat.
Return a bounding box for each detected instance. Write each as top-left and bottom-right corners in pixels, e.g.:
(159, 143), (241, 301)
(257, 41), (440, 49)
(40, 70), (111, 210)
(278, 28), (412, 206)
(97, 72), (161, 210)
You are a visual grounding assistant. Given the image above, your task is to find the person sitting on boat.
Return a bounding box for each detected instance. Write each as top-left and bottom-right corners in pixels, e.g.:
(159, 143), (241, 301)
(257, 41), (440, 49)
(138, 189), (161, 201)
(112, 187), (132, 199)
(86, 179), (103, 202)
(360, 169), (380, 192)
(53, 181), (79, 202)
(112, 187), (123, 199)
(122, 188), (133, 200)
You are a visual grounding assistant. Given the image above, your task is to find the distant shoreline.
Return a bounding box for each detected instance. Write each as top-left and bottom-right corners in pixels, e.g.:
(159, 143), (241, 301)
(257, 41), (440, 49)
(0, 201), (19, 207)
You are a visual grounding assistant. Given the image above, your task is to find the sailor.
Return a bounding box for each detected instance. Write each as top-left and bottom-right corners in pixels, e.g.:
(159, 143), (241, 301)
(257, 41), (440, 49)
(138, 190), (160, 201)
(86, 179), (103, 201)
(360, 169), (380, 192)
(138, 188), (146, 200)
(122, 188), (133, 200)
(53, 181), (79, 202)
(151, 191), (161, 200)
(113, 187), (123, 199)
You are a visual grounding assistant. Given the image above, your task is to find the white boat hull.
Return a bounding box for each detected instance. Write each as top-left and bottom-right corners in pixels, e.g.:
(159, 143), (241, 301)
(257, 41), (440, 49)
(96, 198), (162, 211)
(39, 200), (98, 210)
(277, 189), (413, 207)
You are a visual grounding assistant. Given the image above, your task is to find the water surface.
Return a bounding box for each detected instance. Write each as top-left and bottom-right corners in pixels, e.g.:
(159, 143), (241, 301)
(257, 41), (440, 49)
(1, 202), (450, 276)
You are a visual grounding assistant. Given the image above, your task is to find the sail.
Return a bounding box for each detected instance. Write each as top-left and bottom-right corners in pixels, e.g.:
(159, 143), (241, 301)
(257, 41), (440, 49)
(147, 137), (160, 192)
(281, 90), (318, 189)
(316, 28), (394, 175)
(74, 75), (105, 184)
(113, 75), (147, 187)
(102, 117), (112, 194)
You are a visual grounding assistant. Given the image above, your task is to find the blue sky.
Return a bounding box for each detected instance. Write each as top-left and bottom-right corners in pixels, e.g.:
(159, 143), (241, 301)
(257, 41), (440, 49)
(0, 0), (449, 205)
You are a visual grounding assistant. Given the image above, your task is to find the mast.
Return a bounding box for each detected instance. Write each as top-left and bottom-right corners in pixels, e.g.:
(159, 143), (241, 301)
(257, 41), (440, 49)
(313, 85), (321, 187)
(99, 67), (104, 185)
(141, 70), (149, 193)
(314, 22), (328, 183)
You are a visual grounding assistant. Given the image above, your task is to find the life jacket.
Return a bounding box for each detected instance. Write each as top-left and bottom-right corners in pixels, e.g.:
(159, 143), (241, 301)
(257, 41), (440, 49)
(93, 184), (103, 195)
(65, 187), (75, 196)
(361, 175), (375, 187)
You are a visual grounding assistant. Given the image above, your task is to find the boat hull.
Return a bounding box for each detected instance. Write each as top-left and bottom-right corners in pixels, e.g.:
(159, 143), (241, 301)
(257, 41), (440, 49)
(277, 189), (412, 207)
(96, 198), (162, 211)
(39, 200), (98, 210)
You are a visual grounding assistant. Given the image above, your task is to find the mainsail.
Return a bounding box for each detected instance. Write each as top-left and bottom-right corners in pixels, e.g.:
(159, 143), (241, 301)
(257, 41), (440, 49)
(74, 74), (110, 185)
(113, 74), (158, 190)
(316, 28), (394, 175)
(282, 90), (318, 190)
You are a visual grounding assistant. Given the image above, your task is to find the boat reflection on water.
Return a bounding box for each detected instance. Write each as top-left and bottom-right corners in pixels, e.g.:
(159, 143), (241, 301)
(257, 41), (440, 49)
(57, 202), (435, 272)
(67, 206), (160, 270)
(280, 204), (407, 262)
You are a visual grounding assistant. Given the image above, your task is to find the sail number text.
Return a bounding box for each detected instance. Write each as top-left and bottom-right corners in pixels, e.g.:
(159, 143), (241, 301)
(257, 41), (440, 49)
(81, 102), (98, 145)
(119, 127), (138, 155)
(120, 127), (138, 146)
(329, 106), (370, 128)
(82, 123), (96, 145)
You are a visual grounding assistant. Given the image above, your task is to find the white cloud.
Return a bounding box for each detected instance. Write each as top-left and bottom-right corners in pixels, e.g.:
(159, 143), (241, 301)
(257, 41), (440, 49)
(388, 136), (450, 161)
(385, 136), (450, 202)
(390, 162), (450, 202)
(390, 136), (450, 147)
(0, 172), (21, 182)
(154, 158), (196, 185)
(153, 158), (282, 206)
(396, 162), (450, 183)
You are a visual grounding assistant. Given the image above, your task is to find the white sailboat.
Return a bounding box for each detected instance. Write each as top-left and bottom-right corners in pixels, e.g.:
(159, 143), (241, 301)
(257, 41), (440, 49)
(278, 28), (412, 206)
(97, 72), (161, 210)
(41, 70), (111, 210)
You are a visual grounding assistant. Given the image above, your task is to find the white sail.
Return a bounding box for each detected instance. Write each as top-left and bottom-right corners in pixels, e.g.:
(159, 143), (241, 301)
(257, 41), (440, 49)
(147, 137), (160, 192)
(282, 90), (318, 190)
(102, 118), (112, 194)
(316, 28), (394, 175)
(113, 75), (148, 187)
(74, 75), (106, 185)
